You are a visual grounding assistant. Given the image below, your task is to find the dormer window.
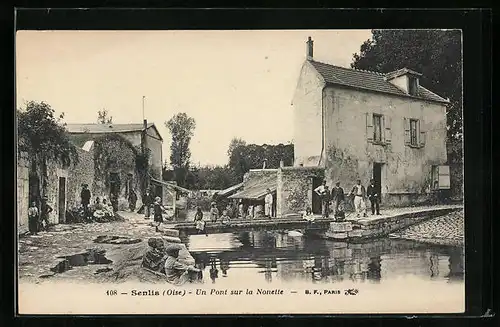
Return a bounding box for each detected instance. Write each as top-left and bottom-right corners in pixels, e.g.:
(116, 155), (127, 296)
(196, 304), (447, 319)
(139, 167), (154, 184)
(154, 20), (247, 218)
(408, 76), (418, 96)
(385, 68), (422, 96)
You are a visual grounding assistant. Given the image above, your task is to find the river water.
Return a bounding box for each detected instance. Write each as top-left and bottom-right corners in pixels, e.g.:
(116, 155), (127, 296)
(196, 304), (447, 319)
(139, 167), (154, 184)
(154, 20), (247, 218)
(181, 230), (464, 287)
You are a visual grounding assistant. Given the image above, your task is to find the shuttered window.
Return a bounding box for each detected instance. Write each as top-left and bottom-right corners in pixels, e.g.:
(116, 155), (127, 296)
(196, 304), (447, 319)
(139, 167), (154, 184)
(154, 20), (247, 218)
(410, 119), (418, 146)
(373, 114), (382, 142)
(404, 117), (426, 148)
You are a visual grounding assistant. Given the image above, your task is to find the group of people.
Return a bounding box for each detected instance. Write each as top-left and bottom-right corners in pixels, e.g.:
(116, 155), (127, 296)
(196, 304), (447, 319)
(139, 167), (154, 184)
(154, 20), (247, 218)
(142, 238), (201, 285)
(80, 184), (119, 220)
(314, 178), (381, 219)
(193, 202), (233, 235)
(27, 196), (53, 235)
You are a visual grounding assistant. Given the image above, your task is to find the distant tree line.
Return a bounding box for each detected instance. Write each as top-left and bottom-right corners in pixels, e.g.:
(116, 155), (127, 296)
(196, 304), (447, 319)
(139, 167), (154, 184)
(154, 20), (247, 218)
(162, 131), (294, 190)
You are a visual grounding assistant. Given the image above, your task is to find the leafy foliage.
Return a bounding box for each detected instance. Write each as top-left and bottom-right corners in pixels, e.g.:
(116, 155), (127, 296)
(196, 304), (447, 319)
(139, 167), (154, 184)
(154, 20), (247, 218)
(166, 113), (196, 169)
(97, 108), (113, 124)
(227, 138), (294, 181)
(17, 101), (79, 168)
(93, 134), (149, 193)
(351, 30), (462, 160)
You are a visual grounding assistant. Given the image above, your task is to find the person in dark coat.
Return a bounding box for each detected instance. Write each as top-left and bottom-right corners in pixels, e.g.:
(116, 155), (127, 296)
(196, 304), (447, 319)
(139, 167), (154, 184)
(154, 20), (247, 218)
(40, 196), (53, 231)
(80, 184), (91, 218)
(367, 179), (381, 215)
(332, 182), (346, 221)
(142, 188), (153, 219)
(128, 190), (137, 211)
(110, 193), (119, 212)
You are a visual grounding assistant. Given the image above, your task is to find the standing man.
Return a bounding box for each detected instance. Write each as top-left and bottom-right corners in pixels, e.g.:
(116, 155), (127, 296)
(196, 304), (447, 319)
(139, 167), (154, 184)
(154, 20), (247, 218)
(28, 201), (39, 235)
(349, 179), (367, 218)
(315, 184), (331, 219)
(40, 196), (53, 231)
(332, 181), (345, 221)
(367, 179), (381, 215)
(80, 184), (91, 219)
(314, 180), (327, 196)
(143, 188), (153, 219)
(128, 189), (138, 212)
(264, 188), (274, 218)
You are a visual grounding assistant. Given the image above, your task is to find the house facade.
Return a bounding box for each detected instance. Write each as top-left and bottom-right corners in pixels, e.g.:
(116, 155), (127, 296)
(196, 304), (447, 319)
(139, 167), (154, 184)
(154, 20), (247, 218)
(293, 37), (451, 206)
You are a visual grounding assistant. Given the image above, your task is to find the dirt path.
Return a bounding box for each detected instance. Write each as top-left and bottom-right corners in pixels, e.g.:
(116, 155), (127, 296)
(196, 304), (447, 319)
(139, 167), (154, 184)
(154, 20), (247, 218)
(18, 212), (182, 284)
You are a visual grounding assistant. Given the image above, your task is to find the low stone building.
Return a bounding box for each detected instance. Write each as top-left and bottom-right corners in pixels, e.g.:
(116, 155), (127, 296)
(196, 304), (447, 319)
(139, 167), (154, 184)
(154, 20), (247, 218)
(227, 165), (324, 217)
(17, 144), (95, 233)
(66, 121), (165, 211)
(292, 37), (452, 206)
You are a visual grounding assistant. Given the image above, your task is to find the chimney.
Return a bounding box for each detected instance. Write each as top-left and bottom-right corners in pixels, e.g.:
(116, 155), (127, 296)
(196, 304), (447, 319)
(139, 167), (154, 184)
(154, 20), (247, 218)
(306, 36), (314, 61)
(143, 119), (148, 130)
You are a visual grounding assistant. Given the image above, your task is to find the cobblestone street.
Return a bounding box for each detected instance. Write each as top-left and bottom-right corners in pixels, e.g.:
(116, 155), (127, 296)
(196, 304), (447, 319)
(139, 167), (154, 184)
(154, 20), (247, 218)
(390, 209), (464, 246)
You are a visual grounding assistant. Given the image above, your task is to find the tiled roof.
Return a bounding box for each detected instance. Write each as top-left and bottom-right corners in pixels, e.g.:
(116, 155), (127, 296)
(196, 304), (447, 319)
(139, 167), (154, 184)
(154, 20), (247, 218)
(309, 60), (449, 104)
(66, 123), (155, 134)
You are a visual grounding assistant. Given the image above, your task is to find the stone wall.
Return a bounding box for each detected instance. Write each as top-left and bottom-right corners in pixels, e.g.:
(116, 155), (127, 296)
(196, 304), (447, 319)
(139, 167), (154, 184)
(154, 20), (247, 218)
(66, 147), (95, 210)
(17, 152), (30, 234)
(277, 167), (324, 216)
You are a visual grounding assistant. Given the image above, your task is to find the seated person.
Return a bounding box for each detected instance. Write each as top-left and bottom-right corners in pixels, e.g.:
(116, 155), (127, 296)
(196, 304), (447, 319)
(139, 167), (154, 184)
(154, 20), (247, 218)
(220, 210), (231, 225)
(142, 238), (167, 273)
(303, 207), (315, 222)
(102, 198), (115, 217)
(164, 244), (200, 285)
(93, 197), (106, 219)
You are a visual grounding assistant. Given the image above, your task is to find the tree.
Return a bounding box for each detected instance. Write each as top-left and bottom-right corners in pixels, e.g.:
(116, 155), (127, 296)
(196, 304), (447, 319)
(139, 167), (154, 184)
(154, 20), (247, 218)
(165, 113), (196, 186)
(351, 29), (463, 196)
(17, 101), (78, 199)
(227, 139), (294, 181)
(97, 108), (113, 124)
(227, 138), (248, 181)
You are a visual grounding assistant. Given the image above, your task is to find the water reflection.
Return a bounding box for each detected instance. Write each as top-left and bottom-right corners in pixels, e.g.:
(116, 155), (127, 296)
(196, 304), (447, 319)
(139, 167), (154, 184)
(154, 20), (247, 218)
(184, 230), (464, 285)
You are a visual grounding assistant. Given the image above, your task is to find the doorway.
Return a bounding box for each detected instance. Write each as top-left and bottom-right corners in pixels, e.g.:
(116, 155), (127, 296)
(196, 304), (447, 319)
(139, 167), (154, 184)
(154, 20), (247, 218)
(109, 172), (121, 199)
(373, 163), (384, 201)
(58, 177), (66, 223)
(312, 177), (323, 214)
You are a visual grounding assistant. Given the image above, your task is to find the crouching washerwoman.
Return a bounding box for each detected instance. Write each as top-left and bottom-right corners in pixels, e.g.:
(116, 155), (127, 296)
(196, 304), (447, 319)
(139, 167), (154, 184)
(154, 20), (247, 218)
(164, 244), (201, 286)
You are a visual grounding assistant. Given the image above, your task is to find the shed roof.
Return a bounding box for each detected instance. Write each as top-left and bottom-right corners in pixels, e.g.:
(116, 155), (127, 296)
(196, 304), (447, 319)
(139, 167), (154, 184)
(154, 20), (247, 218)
(308, 60), (449, 104)
(228, 176), (276, 200)
(217, 183), (244, 197)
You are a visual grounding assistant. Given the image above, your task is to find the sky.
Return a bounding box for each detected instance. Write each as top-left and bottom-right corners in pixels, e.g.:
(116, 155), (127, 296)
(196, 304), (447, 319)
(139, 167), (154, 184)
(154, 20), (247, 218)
(16, 30), (372, 166)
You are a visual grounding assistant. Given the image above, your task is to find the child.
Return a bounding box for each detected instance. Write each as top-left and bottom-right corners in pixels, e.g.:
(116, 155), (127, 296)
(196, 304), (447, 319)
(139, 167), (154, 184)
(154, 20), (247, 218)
(28, 201), (39, 235)
(194, 206), (207, 236)
(210, 202), (219, 223)
(40, 196), (53, 231)
(303, 207), (315, 223)
(220, 210), (231, 226)
(153, 196), (168, 232)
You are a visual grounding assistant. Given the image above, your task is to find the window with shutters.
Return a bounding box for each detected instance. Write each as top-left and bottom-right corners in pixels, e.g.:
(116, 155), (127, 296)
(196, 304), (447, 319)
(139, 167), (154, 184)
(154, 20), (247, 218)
(367, 113), (390, 145)
(410, 119), (418, 146)
(373, 114), (382, 142)
(404, 117), (426, 148)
